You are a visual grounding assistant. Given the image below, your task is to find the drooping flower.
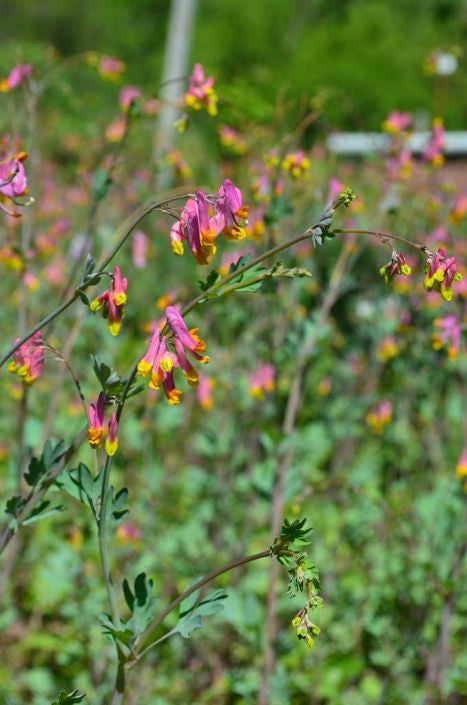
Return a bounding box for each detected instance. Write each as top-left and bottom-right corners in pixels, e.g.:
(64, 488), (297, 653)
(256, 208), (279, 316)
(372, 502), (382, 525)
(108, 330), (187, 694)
(0, 64), (33, 92)
(281, 150), (311, 180)
(0, 151), (29, 217)
(90, 264), (128, 335)
(423, 118), (445, 166)
(382, 111), (412, 134)
(214, 179), (249, 240)
(432, 315), (461, 358)
(87, 392), (105, 448)
(424, 247), (462, 301)
(7, 331), (44, 385)
(249, 364), (275, 400)
(184, 63), (218, 116)
(105, 411), (119, 456)
(380, 250), (412, 284)
(170, 191), (217, 264)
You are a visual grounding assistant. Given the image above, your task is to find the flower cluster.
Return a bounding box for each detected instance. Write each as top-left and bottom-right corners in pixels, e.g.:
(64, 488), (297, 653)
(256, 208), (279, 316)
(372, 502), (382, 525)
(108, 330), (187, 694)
(281, 150), (311, 180)
(0, 150), (29, 217)
(366, 400), (392, 434)
(423, 118), (445, 166)
(423, 247), (462, 301)
(7, 332), (44, 385)
(184, 63), (218, 116)
(291, 608), (321, 649)
(87, 392), (119, 455)
(432, 315), (461, 359)
(249, 364), (275, 400)
(379, 250), (412, 284)
(137, 306), (209, 404)
(0, 63), (32, 92)
(170, 180), (249, 264)
(90, 265), (128, 336)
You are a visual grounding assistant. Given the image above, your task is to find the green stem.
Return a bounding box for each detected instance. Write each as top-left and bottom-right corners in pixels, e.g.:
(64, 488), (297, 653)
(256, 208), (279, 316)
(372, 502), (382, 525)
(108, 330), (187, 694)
(333, 228), (430, 254)
(111, 657), (126, 705)
(0, 195), (191, 369)
(98, 455), (120, 627)
(137, 549), (271, 657)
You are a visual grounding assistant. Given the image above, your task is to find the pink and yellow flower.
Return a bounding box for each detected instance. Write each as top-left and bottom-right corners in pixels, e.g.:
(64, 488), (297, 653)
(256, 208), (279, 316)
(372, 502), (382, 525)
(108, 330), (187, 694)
(380, 250), (412, 284)
(281, 150), (310, 180)
(382, 111), (412, 134)
(424, 247), (462, 301)
(432, 315), (461, 358)
(423, 118), (445, 166)
(0, 63), (32, 92)
(105, 411), (119, 456)
(90, 265), (128, 335)
(0, 151), (29, 217)
(87, 392), (105, 448)
(98, 56), (125, 81)
(249, 364), (275, 400)
(219, 125), (247, 155)
(366, 400), (392, 434)
(197, 374), (215, 410)
(184, 63), (218, 116)
(119, 85), (142, 112)
(7, 331), (44, 385)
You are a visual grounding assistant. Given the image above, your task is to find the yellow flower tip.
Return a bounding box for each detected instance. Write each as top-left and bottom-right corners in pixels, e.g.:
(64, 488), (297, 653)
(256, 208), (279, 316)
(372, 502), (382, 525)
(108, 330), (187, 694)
(7, 361), (17, 374)
(137, 360), (151, 377)
(447, 347), (458, 360)
(184, 369), (199, 386)
(167, 389), (182, 405)
(89, 299), (101, 312)
(105, 439), (118, 456)
(149, 370), (163, 390)
(18, 365), (28, 378)
(108, 321), (122, 336)
(114, 292), (127, 306)
(171, 240), (184, 256)
(199, 355), (210, 365)
(250, 386), (265, 401)
(88, 429), (102, 448)
(0, 80), (10, 93)
(305, 635), (315, 648)
(401, 264), (412, 275)
(454, 272), (463, 282)
(441, 287), (453, 302)
(291, 617), (301, 627)
(160, 354), (174, 373)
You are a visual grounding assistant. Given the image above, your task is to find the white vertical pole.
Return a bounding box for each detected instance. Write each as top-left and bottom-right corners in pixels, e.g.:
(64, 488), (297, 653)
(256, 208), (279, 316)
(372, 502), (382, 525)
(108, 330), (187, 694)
(154, 0), (198, 189)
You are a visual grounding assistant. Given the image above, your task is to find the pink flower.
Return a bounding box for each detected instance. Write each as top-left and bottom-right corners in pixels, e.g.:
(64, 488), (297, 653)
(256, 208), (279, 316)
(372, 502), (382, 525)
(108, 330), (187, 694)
(214, 179), (249, 240)
(105, 411), (119, 456)
(132, 230), (148, 269)
(87, 392), (105, 448)
(7, 331), (44, 385)
(197, 374), (214, 409)
(423, 118), (445, 166)
(184, 63), (218, 116)
(170, 191), (218, 264)
(456, 449), (467, 479)
(432, 315), (461, 358)
(0, 151), (28, 217)
(0, 64), (32, 92)
(249, 364), (275, 400)
(424, 247), (462, 301)
(90, 265), (128, 335)
(382, 111), (412, 134)
(99, 56), (125, 81)
(119, 85), (142, 112)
